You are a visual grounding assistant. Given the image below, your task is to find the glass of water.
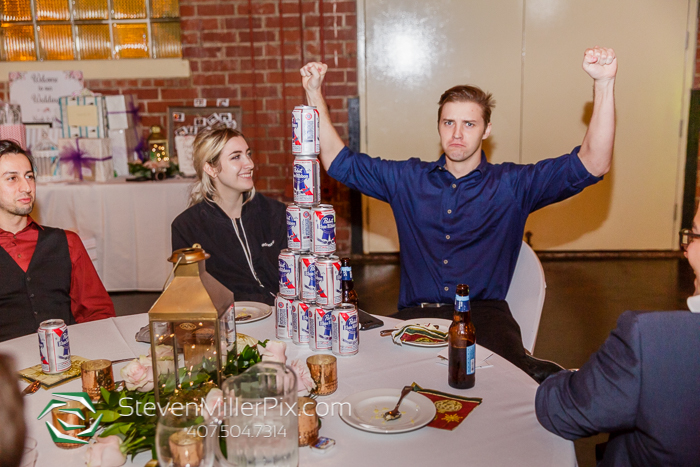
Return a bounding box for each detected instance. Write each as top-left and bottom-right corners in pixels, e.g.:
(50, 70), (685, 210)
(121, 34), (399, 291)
(217, 362), (299, 467)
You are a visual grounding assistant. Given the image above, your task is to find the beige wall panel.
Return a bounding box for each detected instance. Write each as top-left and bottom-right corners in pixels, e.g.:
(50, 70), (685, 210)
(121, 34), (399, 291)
(362, 0), (525, 252)
(521, 0), (692, 250)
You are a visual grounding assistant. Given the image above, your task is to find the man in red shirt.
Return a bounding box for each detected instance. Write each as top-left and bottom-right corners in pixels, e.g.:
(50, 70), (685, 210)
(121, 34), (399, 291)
(0, 140), (115, 342)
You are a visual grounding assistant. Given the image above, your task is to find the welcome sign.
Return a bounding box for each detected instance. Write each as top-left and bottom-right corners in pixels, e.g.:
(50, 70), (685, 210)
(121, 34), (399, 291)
(8, 70), (84, 126)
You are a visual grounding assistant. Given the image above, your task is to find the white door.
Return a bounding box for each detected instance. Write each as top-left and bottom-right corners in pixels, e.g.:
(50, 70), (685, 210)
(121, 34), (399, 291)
(358, 0), (696, 252)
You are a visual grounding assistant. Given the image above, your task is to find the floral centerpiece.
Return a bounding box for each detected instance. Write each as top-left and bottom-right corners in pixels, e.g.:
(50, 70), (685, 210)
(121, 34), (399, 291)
(84, 336), (315, 467)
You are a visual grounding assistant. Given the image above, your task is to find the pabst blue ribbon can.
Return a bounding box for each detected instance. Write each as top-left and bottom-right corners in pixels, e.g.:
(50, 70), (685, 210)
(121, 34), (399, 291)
(292, 105), (320, 156)
(275, 294), (294, 340)
(316, 255), (341, 307)
(309, 305), (333, 351)
(291, 300), (311, 345)
(312, 205), (336, 254)
(332, 304), (359, 356)
(38, 319), (72, 374)
(286, 204), (312, 251)
(293, 157), (321, 206)
(278, 249), (299, 298)
(299, 254), (317, 301)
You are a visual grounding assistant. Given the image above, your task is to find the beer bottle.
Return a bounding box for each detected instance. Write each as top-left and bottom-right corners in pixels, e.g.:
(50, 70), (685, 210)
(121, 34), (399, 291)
(448, 284), (476, 389)
(340, 258), (359, 308)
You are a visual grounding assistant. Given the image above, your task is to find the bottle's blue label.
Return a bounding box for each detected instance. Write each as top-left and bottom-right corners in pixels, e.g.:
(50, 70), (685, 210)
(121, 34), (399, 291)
(465, 344), (476, 375)
(455, 295), (470, 312)
(341, 266), (352, 281)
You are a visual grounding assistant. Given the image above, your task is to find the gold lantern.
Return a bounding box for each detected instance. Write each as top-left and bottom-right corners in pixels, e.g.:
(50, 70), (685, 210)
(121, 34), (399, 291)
(147, 125), (169, 163)
(148, 245), (236, 405)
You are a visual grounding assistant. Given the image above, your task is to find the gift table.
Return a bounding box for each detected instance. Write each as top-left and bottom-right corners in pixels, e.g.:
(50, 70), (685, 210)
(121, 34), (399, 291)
(2, 313), (576, 467)
(32, 178), (192, 291)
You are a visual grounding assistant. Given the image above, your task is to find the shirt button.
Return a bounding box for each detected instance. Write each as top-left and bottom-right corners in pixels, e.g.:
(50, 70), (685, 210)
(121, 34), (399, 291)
(444, 286), (449, 291)
(26, 277), (31, 282)
(452, 184), (456, 189)
(17, 254), (22, 258)
(447, 210), (452, 214)
(30, 294), (35, 298)
(443, 259), (448, 264)
(446, 235), (450, 240)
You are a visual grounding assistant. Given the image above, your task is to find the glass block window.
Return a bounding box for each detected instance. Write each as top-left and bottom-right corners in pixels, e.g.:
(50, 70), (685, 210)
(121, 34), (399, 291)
(0, 0), (181, 60)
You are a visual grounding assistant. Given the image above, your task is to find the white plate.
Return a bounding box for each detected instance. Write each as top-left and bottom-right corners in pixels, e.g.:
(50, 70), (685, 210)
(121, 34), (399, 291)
(397, 318), (452, 347)
(234, 301), (272, 324)
(340, 388), (437, 434)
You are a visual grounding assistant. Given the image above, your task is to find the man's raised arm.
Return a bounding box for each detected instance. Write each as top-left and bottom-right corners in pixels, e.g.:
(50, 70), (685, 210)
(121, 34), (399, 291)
(578, 46), (617, 177)
(300, 62), (346, 171)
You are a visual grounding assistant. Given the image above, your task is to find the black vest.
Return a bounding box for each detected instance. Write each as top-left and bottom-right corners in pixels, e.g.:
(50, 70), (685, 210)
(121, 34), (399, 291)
(0, 226), (73, 342)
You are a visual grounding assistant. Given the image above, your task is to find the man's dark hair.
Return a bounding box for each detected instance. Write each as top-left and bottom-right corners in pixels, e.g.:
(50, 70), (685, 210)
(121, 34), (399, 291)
(437, 85), (496, 126)
(0, 139), (35, 171)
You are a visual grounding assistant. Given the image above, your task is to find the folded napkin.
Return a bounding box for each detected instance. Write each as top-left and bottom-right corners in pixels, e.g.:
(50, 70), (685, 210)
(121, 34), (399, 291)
(411, 382), (482, 430)
(391, 323), (448, 345)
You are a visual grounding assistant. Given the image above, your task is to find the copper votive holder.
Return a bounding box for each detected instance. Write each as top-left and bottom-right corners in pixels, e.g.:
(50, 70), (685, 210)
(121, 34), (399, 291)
(298, 396), (319, 447)
(306, 354), (337, 396)
(51, 401), (89, 449)
(81, 359), (114, 402)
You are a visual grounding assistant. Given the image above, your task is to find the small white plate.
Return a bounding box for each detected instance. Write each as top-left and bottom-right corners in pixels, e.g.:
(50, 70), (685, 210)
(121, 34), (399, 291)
(397, 318), (452, 348)
(234, 301), (272, 324)
(340, 388), (437, 434)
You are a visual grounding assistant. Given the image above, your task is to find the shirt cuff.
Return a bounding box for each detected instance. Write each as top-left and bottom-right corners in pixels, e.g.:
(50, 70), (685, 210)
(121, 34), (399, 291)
(569, 146), (603, 187)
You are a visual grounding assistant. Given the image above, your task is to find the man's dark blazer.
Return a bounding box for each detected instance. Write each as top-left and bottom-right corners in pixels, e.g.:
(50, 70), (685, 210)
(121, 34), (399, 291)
(535, 310), (700, 466)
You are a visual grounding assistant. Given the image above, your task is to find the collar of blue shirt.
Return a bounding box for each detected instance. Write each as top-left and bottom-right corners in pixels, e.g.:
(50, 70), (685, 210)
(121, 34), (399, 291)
(428, 151), (490, 180)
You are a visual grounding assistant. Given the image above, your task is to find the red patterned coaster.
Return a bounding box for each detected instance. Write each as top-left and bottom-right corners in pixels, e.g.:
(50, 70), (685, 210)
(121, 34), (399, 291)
(412, 382), (482, 431)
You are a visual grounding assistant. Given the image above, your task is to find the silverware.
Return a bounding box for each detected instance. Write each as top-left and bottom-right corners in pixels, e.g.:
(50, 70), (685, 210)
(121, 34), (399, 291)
(383, 385), (413, 421)
(21, 380), (41, 396)
(379, 329), (394, 337)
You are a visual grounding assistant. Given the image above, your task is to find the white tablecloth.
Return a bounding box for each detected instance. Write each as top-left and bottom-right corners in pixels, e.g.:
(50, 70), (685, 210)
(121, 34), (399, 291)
(32, 178), (192, 291)
(1, 313), (575, 467)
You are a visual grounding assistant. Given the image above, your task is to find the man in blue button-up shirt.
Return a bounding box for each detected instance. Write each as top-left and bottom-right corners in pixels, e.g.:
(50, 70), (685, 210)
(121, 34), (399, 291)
(300, 47), (617, 382)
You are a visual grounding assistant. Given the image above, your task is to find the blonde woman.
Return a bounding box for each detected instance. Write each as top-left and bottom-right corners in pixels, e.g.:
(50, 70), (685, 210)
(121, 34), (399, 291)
(171, 127), (286, 305)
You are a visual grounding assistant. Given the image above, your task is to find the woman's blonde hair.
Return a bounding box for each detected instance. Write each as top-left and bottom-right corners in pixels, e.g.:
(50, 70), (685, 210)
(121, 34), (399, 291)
(189, 125), (256, 206)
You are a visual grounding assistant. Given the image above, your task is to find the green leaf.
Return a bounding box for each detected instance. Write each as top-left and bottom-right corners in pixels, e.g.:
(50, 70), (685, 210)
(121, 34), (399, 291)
(94, 409), (122, 423)
(101, 422), (132, 437)
(100, 387), (112, 405)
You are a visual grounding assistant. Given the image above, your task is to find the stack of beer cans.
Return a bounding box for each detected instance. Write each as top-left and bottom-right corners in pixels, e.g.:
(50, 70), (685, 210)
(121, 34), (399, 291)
(276, 105), (359, 357)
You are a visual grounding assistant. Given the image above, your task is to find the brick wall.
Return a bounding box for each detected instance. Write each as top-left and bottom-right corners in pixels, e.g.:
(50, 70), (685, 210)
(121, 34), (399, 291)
(0, 0), (358, 254)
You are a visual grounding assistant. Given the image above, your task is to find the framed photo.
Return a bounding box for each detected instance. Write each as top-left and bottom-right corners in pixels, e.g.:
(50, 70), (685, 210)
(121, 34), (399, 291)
(167, 106), (243, 161)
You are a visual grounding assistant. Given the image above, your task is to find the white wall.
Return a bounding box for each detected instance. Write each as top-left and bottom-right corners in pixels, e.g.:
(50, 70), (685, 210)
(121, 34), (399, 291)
(358, 0), (697, 251)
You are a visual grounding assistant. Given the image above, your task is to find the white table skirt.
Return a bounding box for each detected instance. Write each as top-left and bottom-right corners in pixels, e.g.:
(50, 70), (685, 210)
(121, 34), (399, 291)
(32, 178), (192, 292)
(1, 313), (575, 467)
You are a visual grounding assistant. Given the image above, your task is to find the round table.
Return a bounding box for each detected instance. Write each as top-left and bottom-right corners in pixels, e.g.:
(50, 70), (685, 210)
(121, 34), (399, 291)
(0, 313), (575, 466)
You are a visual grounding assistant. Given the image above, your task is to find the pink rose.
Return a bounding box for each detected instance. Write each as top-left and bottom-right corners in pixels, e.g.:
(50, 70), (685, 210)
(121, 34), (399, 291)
(119, 356), (154, 392)
(290, 359), (316, 393)
(148, 345), (174, 375)
(202, 388), (223, 422)
(84, 435), (126, 467)
(260, 341), (287, 365)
